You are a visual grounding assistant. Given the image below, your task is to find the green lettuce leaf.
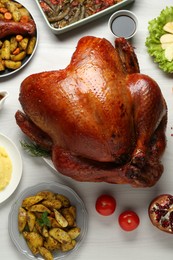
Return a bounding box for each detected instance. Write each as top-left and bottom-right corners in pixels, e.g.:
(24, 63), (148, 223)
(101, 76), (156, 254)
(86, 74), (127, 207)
(145, 6), (173, 73)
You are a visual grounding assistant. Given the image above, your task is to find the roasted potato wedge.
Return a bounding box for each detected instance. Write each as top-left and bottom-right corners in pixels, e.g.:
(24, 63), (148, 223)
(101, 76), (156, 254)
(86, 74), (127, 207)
(42, 225), (49, 238)
(30, 204), (51, 214)
(27, 36), (36, 55)
(11, 51), (26, 61)
(68, 227), (81, 240)
(61, 240), (76, 252)
(68, 205), (76, 219)
(48, 216), (62, 228)
(26, 240), (39, 255)
(0, 60), (5, 71)
(27, 211), (36, 232)
(42, 199), (62, 210)
(10, 37), (18, 53)
(18, 207), (27, 232)
(1, 40), (10, 60)
(56, 194), (70, 207)
(4, 60), (21, 70)
(49, 228), (72, 244)
(34, 220), (42, 234)
(23, 231), (43, 253)
(19, 38), (29, 50)
(61, 208), (74, 226)
(54, 209), (68, 228)
(38, 246), (53, 260)
(36, 191), (56, 200)
(44, 236), (61, 251)
(22, 195), (44, 209)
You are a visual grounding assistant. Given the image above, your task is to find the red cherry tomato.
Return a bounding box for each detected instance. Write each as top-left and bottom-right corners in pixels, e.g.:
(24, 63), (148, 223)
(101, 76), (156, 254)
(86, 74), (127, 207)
(95, 194), (116, 216)
(148, 194), (173, 233)
(118, 210), (140, 231)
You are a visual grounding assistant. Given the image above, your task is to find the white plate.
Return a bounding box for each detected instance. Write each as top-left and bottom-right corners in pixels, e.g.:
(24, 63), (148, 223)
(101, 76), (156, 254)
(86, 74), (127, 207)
(0, 133), (22, 203)
(8, 182), (88, 260)
(43, 157), (55, 170)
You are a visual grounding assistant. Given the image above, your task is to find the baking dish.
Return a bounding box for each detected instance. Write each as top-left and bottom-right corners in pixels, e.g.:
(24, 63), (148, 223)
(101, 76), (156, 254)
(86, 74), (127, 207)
(34, 0), (135, 35)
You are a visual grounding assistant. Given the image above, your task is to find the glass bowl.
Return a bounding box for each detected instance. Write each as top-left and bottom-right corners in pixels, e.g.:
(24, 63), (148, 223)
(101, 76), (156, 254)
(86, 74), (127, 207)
(8, 182), (88, 259)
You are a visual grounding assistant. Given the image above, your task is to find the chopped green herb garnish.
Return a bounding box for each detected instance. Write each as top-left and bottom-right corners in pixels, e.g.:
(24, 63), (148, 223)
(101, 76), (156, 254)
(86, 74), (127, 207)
(37, 211), (51, 227)
(20, 140), (51, 157)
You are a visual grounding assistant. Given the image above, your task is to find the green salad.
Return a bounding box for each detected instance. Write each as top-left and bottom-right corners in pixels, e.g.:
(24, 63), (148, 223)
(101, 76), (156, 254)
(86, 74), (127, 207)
(145, 6), (173, 73)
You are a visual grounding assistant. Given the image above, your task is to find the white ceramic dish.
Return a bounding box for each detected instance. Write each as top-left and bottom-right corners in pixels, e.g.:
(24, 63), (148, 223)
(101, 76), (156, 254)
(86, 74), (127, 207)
(0, 133), (23, 204)
(0, 90), (9, 110)
(34, 0), (135, 35)
(43, 157), (55, 171)
(0, 1), (38, 78)
(8, 182), (88, 260)
(108, 9), (138, 39)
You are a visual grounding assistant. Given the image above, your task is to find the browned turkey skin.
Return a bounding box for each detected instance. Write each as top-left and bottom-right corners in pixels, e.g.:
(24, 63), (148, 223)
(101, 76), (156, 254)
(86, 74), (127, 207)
(15, 36), (167, 187)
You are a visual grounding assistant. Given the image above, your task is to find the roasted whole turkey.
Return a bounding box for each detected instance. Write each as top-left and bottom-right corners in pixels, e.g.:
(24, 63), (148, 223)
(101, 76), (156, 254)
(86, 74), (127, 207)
(15, 36), (167, 187)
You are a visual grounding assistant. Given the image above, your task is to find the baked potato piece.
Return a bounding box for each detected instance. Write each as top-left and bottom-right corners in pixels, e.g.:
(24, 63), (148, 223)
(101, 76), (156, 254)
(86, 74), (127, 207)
(23, 231), (43, 254)
(11, 51), (26, 61)
(10, 36), (18, 52)
(30, 204), (51, 214)
(26, 240), (39, 255)
(18, 207), (27, 232)
(54, 209), (68, 228)
(1, 40), (10, 59)
(22, 195), (44, 209)
(27, 36), (36, 55)
(36, 191), (56, 200)
(44, 235), (61, 251)
(56, 194), (70, 208)
(27, 211), (36, 232)
(49, 228), (72, 244)
(61, 208), (74, 227)
(68, 205), (76, 219)
(42, 199), (62, 210)
(38, 246), (53, 260)
(68, 227), (81, 240)
(4, 60), (21, 70)
(42, 225), (49, 238)
(48, 216), (62, 228)
(19, 38), (29, 50)
(34, 220), (42, 234)
(61, 240), (76, 252)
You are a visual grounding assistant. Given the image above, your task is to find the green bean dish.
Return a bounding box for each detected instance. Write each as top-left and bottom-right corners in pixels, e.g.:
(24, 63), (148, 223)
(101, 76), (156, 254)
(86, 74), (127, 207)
(39, 0), (123, 29)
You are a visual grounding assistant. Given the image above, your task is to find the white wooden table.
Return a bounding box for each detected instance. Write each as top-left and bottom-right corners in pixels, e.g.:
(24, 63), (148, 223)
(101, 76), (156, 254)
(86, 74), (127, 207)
(1, 0), (173, 259)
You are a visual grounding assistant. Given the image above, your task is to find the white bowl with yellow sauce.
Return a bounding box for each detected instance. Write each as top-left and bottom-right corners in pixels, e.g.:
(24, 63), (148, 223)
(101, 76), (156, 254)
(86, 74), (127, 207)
(0, 133), (22, 204)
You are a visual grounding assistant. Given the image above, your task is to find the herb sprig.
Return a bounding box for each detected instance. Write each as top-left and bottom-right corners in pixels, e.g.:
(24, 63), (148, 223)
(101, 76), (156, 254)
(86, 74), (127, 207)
(37, 211), (51, 227)
(20, 140), (51, 158)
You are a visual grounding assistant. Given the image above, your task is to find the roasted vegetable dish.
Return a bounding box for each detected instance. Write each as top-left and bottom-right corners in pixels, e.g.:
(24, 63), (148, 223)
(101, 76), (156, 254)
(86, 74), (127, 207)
(18, 190), (81, 260)
(39, 0), (123, 29)
(0, 0), (37, 73)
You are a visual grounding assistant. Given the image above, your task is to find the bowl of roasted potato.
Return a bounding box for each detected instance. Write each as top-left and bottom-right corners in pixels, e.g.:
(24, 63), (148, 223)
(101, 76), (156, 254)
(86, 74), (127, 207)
(0, 0), (38, 78)
(8, 182), (88, 260)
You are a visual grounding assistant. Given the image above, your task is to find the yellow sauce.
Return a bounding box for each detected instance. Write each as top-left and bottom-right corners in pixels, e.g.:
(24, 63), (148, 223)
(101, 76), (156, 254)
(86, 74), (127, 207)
(0, 146), (12, 190)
